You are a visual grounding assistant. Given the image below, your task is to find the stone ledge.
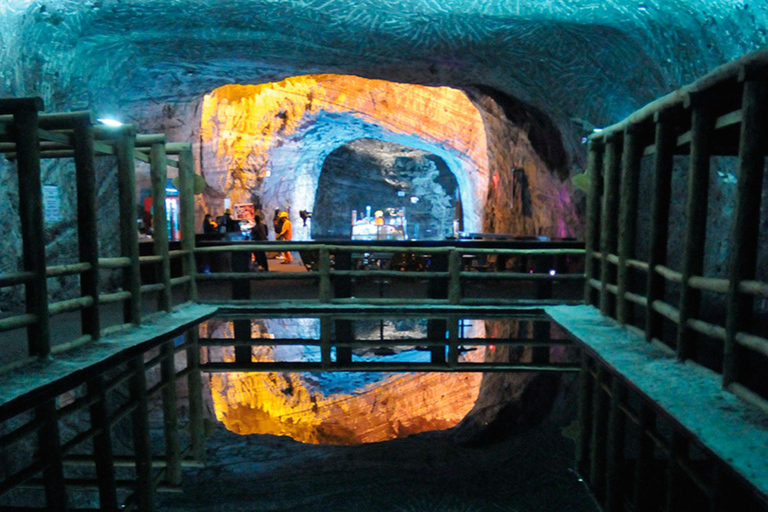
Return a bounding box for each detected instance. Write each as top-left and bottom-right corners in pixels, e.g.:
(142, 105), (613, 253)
(546, 304), (768, 498)
(0, 304), (217, 418)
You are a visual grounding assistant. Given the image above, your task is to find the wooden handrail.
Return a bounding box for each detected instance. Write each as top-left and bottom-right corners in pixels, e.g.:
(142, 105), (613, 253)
(46, 262), (91, 278)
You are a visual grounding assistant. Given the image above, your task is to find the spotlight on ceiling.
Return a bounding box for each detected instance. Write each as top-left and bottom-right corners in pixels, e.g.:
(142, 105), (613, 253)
(410, 196), (420, 204)
(97, 118), (123, 127)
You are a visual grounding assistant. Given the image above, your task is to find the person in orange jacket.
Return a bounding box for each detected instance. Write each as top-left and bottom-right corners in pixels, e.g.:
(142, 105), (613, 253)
(277, 211), (293, 264)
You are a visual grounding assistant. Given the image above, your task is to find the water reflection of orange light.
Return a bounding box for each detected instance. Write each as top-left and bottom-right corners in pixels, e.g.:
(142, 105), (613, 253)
(209, 344), (485, 445)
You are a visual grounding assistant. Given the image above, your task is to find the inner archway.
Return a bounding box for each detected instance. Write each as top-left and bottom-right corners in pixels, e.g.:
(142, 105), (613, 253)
(311, 139), (459, 240)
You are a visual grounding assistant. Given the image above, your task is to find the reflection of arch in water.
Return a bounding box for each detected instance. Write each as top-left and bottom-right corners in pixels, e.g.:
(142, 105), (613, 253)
(311, 139), (460, 240)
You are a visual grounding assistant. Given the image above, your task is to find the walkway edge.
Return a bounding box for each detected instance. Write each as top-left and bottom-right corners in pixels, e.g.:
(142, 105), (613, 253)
(546, 304), (768, 498)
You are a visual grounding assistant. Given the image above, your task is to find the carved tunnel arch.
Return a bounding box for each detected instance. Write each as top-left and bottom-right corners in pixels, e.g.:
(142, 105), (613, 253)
(199, 75), (490, 238)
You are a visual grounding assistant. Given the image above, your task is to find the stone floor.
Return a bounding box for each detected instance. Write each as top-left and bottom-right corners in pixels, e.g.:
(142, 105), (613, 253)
(157, 421), (600, 512)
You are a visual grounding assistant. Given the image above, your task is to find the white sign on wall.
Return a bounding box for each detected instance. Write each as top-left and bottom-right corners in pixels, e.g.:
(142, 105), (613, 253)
(43, 185), (61, 223)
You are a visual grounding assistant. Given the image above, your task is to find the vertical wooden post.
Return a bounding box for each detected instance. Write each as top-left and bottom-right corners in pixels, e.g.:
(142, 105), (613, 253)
(677, 98), (713, 361)
(576, 355), (593, 478)
(599, 136), (622, 317)
(331, 249), (352, 363)
(589, 366), (608, 502)
(161, 339), (182, 485)
(448, 248), (462, 304)
(447, 315), (460, 367)
(87, 375), (119, 512)
(584, 139), (605, 306)
(177, 144), (198, 302)
(666, 432), (688, 512)
(234, 318), (251, 365)
(72, 114), (101, 339)
(318, 246), (331, 303)
(616, 126), (643, 325)
(12, 100), (50, 358)
(185, 328), (206, 462)
(723, 75), (768, 386)
(334, 319), (353, 365)
(645, 111), (676, 343)
(605, 376), (627, 512)
(633, 403), (656, 512)
(115, 126), (142, 325)
(428, 252), (449, 364)
(37, 399), (68, 511)
(129, 356), (156, 512)
(320, 316), (332, 369)
(149, 140), (172, 312)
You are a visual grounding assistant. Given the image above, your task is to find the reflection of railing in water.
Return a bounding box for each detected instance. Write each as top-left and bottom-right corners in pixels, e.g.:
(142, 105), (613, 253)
(200, 309), (579, 373)
(0, 308), (576, 510)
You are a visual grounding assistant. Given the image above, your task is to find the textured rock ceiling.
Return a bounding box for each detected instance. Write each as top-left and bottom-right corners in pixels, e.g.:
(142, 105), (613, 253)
(2, 0), (767, 160)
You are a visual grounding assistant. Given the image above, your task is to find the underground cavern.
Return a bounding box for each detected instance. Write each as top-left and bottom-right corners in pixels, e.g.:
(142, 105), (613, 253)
(1, 1), (768, 511)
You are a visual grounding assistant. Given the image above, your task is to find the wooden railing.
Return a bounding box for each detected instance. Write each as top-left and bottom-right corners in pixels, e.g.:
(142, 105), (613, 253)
(0, 329), (205, 512)
(583, 49), (768, 420)
(193, 240), (585, 306)
(0, 98), (198, 372)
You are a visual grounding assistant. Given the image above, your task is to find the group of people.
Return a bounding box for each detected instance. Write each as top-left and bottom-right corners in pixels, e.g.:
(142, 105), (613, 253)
(201, 207), (293, 271)
(202, 209), (238, 233)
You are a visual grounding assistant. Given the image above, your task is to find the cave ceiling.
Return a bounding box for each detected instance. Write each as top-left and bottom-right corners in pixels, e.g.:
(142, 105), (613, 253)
(2, 0), (766, 151)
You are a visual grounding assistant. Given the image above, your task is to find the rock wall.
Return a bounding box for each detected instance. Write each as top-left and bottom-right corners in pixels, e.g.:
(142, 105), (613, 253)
(312, 139), (458, 240)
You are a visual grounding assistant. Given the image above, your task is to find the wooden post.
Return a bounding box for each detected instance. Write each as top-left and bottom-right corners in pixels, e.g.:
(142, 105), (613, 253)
(185, 328), (205, 462)
(584, 140), (605, 306)
(428, 253), (448, 364)
(645, 112), (676, 343)
(605, 376), (627, 512)
(448, 248), (462, 304)
(321, 316), (332, 369)
(149, 140), (172, 312)
(234, 318), (251, 365)
(87, 375), (119, 512)
(616, 126), (643, 325)
(72, 114), (100, 339)
(333, 249), (353, 364)
(177, 144), (197, 302)
(334, 319), (353, 365)
(447, 315), (460, 367)
(12, 100), (51, 358)
(533, 256), (552, 364)
(576, 355), (593, 477)
(36, 399), (68, 511)
(129, 356), (156, 512)
(599, 136), (622, 317)
(589, 366), (608, 502)
(677, 98), (713, 361)
(115, 126), (142, 325)
(161, 339), (182, 485)
(723, 76), (768, 386)
(666, 432), (688, 512)
(318, 247), (331, 302)
(633, 403), (656, 512)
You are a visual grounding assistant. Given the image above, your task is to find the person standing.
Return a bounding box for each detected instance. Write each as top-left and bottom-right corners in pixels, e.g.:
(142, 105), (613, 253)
(250, 215), (269, 271)
(276, 211), (293, 264)
(202, 213), (217, 234)
(223, 209), (238, 232)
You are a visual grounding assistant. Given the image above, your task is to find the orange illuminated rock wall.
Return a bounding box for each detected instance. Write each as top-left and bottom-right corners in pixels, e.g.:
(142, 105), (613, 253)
(199, 75), (490, 233)
(204, 321), (485, 445)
